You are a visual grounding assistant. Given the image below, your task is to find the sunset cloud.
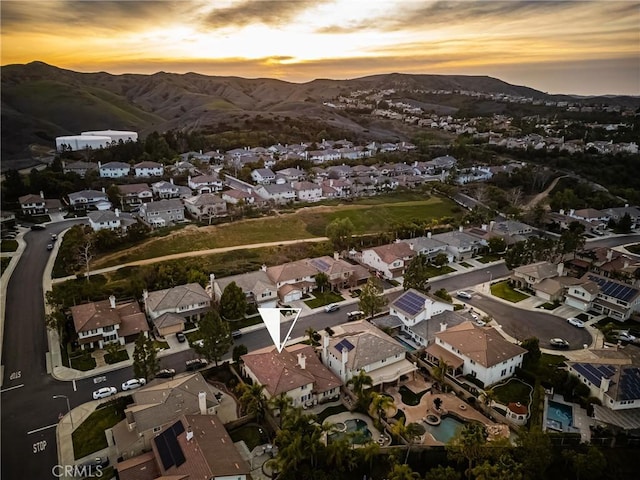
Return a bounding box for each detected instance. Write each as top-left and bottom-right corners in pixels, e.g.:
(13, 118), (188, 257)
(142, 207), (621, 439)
(1, 0), (638, 95)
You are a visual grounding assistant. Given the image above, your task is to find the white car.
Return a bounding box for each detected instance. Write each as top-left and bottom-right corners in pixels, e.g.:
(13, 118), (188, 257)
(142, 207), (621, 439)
(346, 310), (364, 321)
(613, 331), (637, 342)
(122, 378), (146, 391)
(457, 291), (472, 300)
(193, 339), (204, 348)
(325, 303), (340, 313)
(567, 317), (585, 328)
(92, 386), (117, 400)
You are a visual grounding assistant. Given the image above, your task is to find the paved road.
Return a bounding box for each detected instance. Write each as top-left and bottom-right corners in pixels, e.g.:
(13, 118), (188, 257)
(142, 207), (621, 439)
(1, 227), (638, 479)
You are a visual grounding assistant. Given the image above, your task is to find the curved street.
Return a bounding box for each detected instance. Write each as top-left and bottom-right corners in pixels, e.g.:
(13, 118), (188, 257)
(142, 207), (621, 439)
(1, 224), (638, 480)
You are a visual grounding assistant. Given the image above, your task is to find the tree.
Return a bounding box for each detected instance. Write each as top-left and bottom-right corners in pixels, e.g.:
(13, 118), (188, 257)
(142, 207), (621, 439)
(562, 446), (606, 480)
(614, 212), (633, 233)
(403, 254), (431, 292)
(195, 310), (233, 366)
(45, 311), (68, 343)
(236, 382), (268, 423)
(471, 458), (522, 480)
(305, 327), (320, 347)
(488, 237), (507, 254)
(433, 252), (449, 267)
(515, 428), (552, 480)
(426, 465), (461, 480)
(314, 272), (330, 293)
(105, 340), (122, 360)
(358, 277), (388, 319)
(433, 288), (452, 303)
(232, 344), (248, 363)
(75, 227), (94, 280)
(325, 217), (354, 251)
(132, 333), (159, 380)
(387, 463), (420, 480)
(269, 392), (293, 427)
(347, 369), (373, 409)
(219, 282), (247, 320)
(521, 337), (541, 370)
(370, 391), (395, 420)
(433, 357), (451, 391)
(447, 422), (488, 480)
(358, 440), (380, 475)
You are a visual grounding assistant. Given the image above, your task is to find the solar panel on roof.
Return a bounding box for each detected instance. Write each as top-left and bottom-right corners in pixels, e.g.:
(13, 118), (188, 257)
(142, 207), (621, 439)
(335, 339), (355, 352)
(156, 436), (173, 470)
(172, 420), (185, 435)
(154, 422), (186, 470)
(311, 258), (330, 272)
(587, 275), (639, 302)
(620, 367), (640, 401)
(394, 290), (426, 316)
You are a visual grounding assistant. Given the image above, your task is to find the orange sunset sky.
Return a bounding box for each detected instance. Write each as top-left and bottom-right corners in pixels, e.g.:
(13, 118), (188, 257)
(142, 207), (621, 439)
(1, 0), (639, 95)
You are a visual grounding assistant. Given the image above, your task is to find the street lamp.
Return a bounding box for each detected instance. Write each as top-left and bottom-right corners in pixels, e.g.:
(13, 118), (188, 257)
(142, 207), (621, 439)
(53, 395), (73, 430)
(487, 271), (493, 283)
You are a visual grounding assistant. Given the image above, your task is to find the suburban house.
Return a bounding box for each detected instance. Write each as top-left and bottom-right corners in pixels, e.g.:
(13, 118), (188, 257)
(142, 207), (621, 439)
(70, 295), (149, 350)
(18, 192), (47, 215)
(581, 274), (640, 321)
(67, 189), (110, 209)
(320, 320), (417, 387)
(151, 312), (185, 338)
(251, 168), (276, 184)
(117, 183), (153, 207)
(138, 199), (185, 227)
(112, 374), (221, 459)
(388, 288), (462, 347)
(254, 184), (296, 204)
(432, 227), (485, 261)
(266, 260), (318, 302)
(99, 161), (131, 178)
(275, 167), (306, 181)
(221, 189), (257, 206)
(293, 181), (323, 202)
(306, 255), (370, 290)
(400, 234), (449, 261)
(144, 283), (212, 325)
(62, 160), (96, 178)
(134, 161), (164, 177)
(116, 414), (250, 480)
(152, 180), (186, 199)
(602, 205), (640, 229)
(360, 242), (416, 280)
(427, 322), (526, 386)
(188, 174), (224, 194)
(87, 208), (136, 232)
(212, 270), (278, 309)
(511, 261), (568, 301)
(564, 280), (601, 311)
(568, 362), (640, 412)
(241, 344), (342, 408)
(183, 193), (227, 221)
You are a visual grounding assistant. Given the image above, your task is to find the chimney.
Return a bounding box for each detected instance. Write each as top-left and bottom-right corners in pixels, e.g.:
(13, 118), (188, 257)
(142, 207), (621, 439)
(625, 203), (629, 208)
(115, 208), (120, 217)
(98, 161), (102, 169)
(102, 187), (106, 193)
(427, 232), (432, 239)
(109, 295), (116, 309)
(322, 333), (329, 361)
(606, 249), (613, 261)
(186, 426), (194, 442)
(569, 209), (575, 217)
(142, 289), (148, 303)
(489, 221), (495, 232)
(408, 242), (414, 250)
(557, 262), (564, 277)
(459, 225), (463, 232)
(341, 347), (349, 371)
(440, 321), (447, 332)
(297, 353), (306, 369)
(424, 299), (434, 319)
(210, 273), (215, 296)
(334, 251), (339, 260)
(39, 190), (45, 199)
(198, 391), (207, 415)
(261, 264), (267, 272)
(559, 209), (565, 215)
(170, 177), (174, 184)
(624, 258), (630, 269)
(600, 375), (611, 395)
(481, 224), (487, 231)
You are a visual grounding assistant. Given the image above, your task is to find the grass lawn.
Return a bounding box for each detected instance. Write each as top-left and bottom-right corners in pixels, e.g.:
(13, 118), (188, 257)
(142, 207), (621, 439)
(228, 424), (265, 451)
(490, 281), (529, 303)
(72, 399), (129, 459)
(399, 385), (429, 406)
(537, 302), (557, 310)
(1, 257), (11, 275)
(304, 290), (345, 309)
(626, 243), (640, 255)
(153, 340), (170, 351)
(104, 350), (129, 364)
(493, 379), (533, 406)
(70, 353), (97, 371)
(92, 195), (461, 268)
(477, 254), (502, 264)
(1, 239), (18, 252)
(316, 403), (349, 424)
(424, 264), (455, 278)
(459, 261), (473, 268)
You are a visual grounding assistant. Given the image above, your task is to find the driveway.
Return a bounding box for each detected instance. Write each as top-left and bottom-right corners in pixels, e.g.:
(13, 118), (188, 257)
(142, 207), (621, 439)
(467, 293), (592, 350)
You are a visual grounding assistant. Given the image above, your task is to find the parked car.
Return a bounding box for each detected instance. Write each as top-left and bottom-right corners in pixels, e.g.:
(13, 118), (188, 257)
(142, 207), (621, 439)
(232, 330), (242, 339)
(30, 224), (46, 230)
(78, 456), (110, 470)
(2, 233), (17, 239)
(121, 378), (147, 391)
(192, 339), (204, 348)
(176, 332), (186, 343)
(92, 386), (117, 400)
(549, 338), (570, 349)
(325, 303), (340, 313)
(457, 291), (472, 300)
(50, 234), (58, 241)
(46, 243), (54, 251)
(155, 368), (176, 379)
(567, 317), (585, 328)
(612, 330), (637, 343)
(185, 359), (208, 371)
(346, 310), (365, 321)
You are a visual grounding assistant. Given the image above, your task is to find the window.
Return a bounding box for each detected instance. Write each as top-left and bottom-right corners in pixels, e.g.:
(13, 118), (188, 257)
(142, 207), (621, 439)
(104, 326), (114, 332)
(153, 426), (162, 433)
(501, 369), (507, 376)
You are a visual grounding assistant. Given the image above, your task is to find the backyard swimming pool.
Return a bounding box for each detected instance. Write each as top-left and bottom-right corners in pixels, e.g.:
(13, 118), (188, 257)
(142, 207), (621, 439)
(546, 400), (573, 431)
(329, 418), (373, 444)
(394, 336), (417, 351)
(424, 415), (466, 443)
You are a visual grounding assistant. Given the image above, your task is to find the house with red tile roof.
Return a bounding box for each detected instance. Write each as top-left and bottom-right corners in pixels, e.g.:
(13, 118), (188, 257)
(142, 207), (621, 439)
(360, 241), (416, 280)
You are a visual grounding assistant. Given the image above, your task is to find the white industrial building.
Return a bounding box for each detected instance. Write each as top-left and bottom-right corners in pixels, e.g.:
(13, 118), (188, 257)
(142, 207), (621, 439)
(81, 130), (138, 143)
(55, 135), (112, 152)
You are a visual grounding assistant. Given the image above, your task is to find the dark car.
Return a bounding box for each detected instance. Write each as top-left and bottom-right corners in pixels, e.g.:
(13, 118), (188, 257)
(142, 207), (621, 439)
(185, 359), (208, 371)
(176, 332), (186, 343)
(79, 456), (110, 470)
(549, 338), (570, 349)
(30, 224), (46, 230)
(155, 368), (176, 379)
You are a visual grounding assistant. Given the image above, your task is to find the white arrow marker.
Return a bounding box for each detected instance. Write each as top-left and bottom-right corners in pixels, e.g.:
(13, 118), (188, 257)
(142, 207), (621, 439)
(258, 308), (301, 353)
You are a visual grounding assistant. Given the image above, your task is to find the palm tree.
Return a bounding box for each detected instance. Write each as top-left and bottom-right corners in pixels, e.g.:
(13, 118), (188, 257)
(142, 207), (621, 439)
(358, 440), (381, 474)
(370, 391), (395, 420)
(403, 422), (425, 464)
(236, 382), (268, 423)
(269, 392), (293, 427)
(482, 388), (496, 408)
(305, 327), (319, 347)
(347, 369), (373, 409)
(387, 463), (421, 480)
(432, 357), (450, 391)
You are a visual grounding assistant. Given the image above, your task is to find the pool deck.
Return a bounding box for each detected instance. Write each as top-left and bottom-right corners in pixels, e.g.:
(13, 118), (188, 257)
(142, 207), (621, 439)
(386, 377), (509, 446)
(323, 411), (384, 445)
(544, 394), (592, 442)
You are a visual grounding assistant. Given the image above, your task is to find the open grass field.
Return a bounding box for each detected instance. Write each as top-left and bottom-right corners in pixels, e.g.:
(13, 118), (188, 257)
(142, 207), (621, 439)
(92, 194), (460, 268)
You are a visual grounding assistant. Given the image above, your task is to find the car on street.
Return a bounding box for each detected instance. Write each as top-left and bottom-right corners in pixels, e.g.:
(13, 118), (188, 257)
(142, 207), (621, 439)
(325, 303), (340, 313)
(567, 317), (585, 328)
(457, 291), (473, 300)
(46, 243), (54, 251)
(78, 456), (110, 470)
(185, 358), (208, 371)
(549, 338), (570, 349)
(155, 368), (176, 379)
(50, 234), (58, 241)
(121, 378), (147, 391)
(176, 332), (186, 343)
(470, 311), (480, 321)
(92, 386), (117, 400)
(232, 330), (242, 339)
(30, 224), (46, 230)
(611, 330), (637, 343)
(347, 310), (365, 321)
